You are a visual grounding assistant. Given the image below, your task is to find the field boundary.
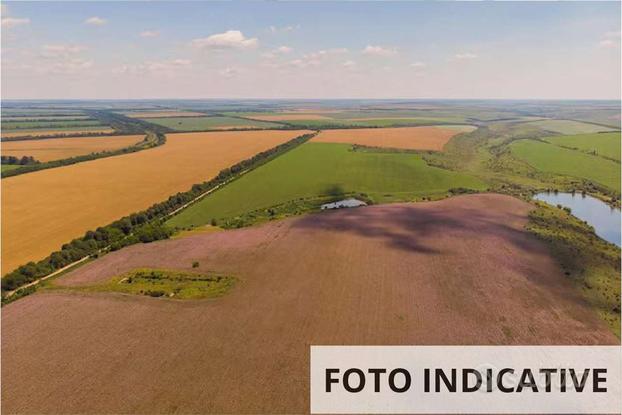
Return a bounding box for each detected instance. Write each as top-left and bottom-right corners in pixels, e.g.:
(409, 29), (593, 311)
(2, 131), (318, 301)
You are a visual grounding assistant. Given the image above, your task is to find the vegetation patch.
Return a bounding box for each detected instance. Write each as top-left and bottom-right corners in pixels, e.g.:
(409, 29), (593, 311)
(510, 139), (620, 192)
(544, 132), (620, 162)
(140, 116), (282, 131)
(167, 142), (486, 229)
(526, 202), (620, 337)
(526, 119), (618, 135)
(73, 268), (235, 299)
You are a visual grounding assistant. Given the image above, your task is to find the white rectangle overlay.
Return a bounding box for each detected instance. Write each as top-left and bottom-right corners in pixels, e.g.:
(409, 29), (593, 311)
(310, 346), (621, 414)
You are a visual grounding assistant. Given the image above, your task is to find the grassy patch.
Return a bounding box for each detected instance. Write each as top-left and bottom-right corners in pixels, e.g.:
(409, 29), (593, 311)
(167, 142), (486, 228)
(139, 116), (281, 131)
(544, 132), (621, 162)
(526, 202), (620, 337)
(510, 139), (620, 192)
(77, 268), (235, 300)
(1, 165), (23, 173)
(526, 119), (618, 135)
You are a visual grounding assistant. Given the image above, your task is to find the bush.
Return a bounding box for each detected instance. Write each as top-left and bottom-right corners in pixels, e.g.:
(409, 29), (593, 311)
(192, 261), (199, 268)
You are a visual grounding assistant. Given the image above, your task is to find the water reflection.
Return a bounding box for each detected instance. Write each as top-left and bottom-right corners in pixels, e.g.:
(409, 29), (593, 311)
(533, 192), (621, 247)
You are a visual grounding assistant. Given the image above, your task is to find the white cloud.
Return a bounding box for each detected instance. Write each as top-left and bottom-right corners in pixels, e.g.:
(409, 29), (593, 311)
(262, 45), (293, 59)
(140, 30), (159, 38)
(41, 44), (86, 58)
(192, 30), (258, 50)
(2, 17), (30, 29)
(410, 62), (426, 68)
(113, 59), (191, 76)
(343, 60), (356, 68)
(362, 45), (398, 57)
(219, 67), (240, 78)
(598, 32), (620, 49)
(48, 58), (93, 74)
(454, 52), (477, 60)
(269, 24), (299, 34)
(85, 16), (107, 26)
(276, 46), (292, 54)
(598, 39), (617, 49)
(603, 30), (621, 39)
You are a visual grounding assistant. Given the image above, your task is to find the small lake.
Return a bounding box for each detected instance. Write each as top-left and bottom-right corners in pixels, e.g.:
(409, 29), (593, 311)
(533, 192), (621, 247)
(321, 198), (367, 210)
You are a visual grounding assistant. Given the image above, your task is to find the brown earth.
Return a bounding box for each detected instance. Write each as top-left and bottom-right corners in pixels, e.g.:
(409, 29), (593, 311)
(1, 134), (144, 162)
(1, 130), (309, 273)
(312, 126), (467, 150)
(1, 194), (617, 414)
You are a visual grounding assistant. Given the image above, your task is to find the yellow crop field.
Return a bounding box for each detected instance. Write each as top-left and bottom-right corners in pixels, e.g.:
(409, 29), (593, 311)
(312, 126), (470, 151)
(1, 135), (144, 162)
(1, 130), (310, 273)
(1, 128), (115, 138)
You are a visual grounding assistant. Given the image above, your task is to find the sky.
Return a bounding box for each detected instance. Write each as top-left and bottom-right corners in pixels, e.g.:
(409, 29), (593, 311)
(1, 1), (620, 100)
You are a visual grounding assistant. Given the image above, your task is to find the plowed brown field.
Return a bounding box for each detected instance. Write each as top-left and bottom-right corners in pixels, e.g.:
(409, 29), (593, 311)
(1, 194), (616, 414)
(1, 130), (309, 272)
(312, 126), (468, 150)
(1, 134), (144, 162)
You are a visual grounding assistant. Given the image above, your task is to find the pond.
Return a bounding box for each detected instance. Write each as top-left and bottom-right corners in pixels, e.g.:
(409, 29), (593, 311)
(533, 192), (621, 247)
(321, 198), (367, 210)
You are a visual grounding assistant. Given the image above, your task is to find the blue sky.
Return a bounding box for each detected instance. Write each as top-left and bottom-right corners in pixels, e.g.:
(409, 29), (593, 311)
(1, 1), (620, 99)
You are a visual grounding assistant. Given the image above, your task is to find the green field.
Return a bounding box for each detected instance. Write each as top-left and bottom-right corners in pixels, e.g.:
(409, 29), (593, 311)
(526, 119), (618, 135)
(544, 132), (621, 161)
(140, 116), (282, 131)
(1, 119), (103, 130)
(1, 165), (23, 173)
(168, 142), (487, 228)
(511, 139), (620, 191)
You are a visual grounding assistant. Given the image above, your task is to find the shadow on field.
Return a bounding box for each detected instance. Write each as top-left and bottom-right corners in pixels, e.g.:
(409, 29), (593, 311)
(292, 195), (544, 259)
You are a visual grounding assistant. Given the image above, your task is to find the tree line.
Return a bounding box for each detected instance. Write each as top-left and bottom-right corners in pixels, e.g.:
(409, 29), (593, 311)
(1, 132), (163, 178)
(1, 131), (318, 295)
(1, 155), (40, 165)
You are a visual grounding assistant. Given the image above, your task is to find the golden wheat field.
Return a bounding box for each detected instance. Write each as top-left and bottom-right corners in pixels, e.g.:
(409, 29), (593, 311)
(1, 130), (310, 273)
(1, 135), (144, 162)
(1, 128), (115, 138)
(312, 126), (472, 151)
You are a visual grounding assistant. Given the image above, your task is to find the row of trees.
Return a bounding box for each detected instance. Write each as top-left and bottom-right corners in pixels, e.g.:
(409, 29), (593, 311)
(1, 133), (162, 178)
(1, 131), (318, 294)
(1, 155), (39, 165)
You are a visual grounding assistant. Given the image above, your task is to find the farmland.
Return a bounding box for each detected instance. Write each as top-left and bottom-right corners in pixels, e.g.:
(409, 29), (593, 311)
(1, 127), (115, 138)
(167, 142), (486, 228)
(122, 111), (207, 118)
(312, 126), (475, 150)
(2, 194), (617, 414)
(510, 139), (620, 191)
(139, 116), (282, 131)
(526, 119), (618, 135)
(544, 132), (621, 161)
(1, 134), (145, 162)
(1, 130), (309, 272)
